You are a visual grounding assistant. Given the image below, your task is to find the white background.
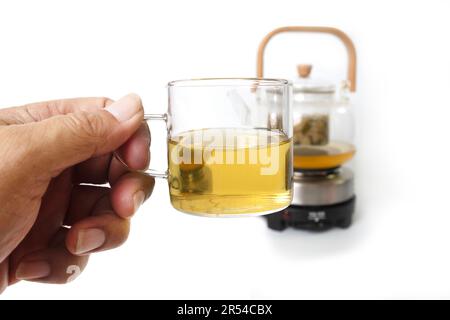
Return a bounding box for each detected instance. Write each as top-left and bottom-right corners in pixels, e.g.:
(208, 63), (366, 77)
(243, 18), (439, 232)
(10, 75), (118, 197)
(1, 0), (450, 299)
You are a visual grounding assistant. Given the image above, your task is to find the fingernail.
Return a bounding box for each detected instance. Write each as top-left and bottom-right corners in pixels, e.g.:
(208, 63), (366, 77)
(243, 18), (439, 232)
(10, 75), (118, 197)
(75, 228), (106, 255)
(106, 93), (142, 122)
(16, 261), (51, 280)
(133, 190), (146, 214)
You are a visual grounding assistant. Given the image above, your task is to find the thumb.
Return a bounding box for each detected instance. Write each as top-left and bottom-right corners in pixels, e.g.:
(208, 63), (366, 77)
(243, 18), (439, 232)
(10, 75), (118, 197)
(17, 93), (144, 175)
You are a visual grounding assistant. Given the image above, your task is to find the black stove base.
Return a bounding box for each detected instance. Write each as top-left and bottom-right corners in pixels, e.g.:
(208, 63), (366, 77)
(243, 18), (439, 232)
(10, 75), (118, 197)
(266, 196), (356, 231)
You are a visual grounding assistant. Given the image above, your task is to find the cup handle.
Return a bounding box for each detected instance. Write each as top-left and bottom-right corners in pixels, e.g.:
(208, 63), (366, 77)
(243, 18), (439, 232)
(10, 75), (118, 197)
(114, 113), (169, 179)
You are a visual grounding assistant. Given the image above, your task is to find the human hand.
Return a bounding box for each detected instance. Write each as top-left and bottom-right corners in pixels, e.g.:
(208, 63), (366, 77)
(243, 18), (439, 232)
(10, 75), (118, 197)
(0, 94), (154, 293)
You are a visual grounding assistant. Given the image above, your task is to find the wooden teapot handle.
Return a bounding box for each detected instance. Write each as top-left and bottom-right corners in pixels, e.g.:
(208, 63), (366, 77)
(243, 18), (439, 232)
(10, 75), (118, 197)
(257, 26), (357, 92)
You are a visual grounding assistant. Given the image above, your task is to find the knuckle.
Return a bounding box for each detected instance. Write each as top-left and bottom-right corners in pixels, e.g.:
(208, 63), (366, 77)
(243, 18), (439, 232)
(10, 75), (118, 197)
(99, 97), (113, 108)
(66, 111), (108, 143)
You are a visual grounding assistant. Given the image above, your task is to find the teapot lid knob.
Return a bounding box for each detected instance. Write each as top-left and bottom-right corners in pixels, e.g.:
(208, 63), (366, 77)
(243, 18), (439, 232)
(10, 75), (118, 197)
(297, 64), (313, 78)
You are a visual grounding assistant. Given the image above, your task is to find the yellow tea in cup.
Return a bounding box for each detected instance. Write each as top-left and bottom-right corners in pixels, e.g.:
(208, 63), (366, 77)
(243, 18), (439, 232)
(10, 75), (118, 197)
(168, 128), (292, 216)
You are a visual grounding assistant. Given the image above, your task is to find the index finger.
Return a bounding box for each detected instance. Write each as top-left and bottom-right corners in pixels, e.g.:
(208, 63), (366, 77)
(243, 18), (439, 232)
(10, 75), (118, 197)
(73, 122), (150, 185)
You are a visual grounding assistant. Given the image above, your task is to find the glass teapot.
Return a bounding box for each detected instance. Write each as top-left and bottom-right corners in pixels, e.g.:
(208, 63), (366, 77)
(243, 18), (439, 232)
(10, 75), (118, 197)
(257, 26), (357, 170)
